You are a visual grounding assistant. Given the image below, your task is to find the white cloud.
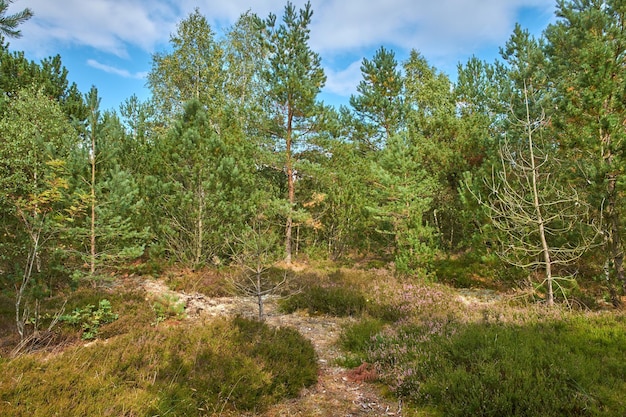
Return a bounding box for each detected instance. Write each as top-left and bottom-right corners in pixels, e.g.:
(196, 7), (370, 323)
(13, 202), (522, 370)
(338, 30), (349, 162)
(11, 0), (554, 60)
(8, 0), (556, 102)
(323, 58), (362, 97)
(87, 59), (147, 79)
(308, 0), (555, 58)
(10, 0), (177, 57)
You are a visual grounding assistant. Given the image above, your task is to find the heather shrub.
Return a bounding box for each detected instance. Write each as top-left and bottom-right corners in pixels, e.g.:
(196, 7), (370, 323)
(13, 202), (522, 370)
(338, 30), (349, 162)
(0, 317), (318, 416)
(336, 318), (385, 367)
(232, 316), (318, 398)
(279, 285), (366, 317)
(367, 313), (626, 417)
(434, 253), (525, 289)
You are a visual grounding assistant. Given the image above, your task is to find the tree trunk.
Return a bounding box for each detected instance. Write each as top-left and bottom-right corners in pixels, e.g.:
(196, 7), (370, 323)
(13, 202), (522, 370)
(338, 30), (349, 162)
(256, 270), (264, 321)
(606, 174), (623, 306)
(525, 87), (553, 306)
(90, 128), (96, 276)
(195, 183), (205, 269)
(285, 110), (294, 264)
(602, 118), (623, 305)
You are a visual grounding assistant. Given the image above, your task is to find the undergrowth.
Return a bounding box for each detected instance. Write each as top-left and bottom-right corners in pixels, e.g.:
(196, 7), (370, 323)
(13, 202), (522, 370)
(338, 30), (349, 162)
(279, 285), (367, 317)
(0, 317), (318, 416)
(358, 312), (626, 417)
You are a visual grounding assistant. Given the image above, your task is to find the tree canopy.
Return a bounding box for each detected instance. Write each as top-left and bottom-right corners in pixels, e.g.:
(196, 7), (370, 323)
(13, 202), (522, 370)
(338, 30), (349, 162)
(1, 0), (625, 308)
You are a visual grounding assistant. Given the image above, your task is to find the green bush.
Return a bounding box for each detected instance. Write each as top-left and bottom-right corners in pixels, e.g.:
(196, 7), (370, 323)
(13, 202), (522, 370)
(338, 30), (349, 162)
(365, 301), (406, 323)
(59, 299), (118, 340)
(369, 314), (626, 417)
(0, 317), (318, 416)
(279, 285), (366, 317)
(151, 293), (186, 325)
(339, 318), (384, 354)
(233, 316), (318, 398)
(336, 318), (385, 368)
(434, 253), (525, 289)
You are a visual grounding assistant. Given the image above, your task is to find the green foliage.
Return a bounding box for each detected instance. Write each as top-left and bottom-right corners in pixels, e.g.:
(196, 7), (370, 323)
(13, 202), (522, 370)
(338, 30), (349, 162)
(434, 253), (526, 289)
(59, 299), (118, 340)
(148, 8), (225, 119)
(337, 318), (384, 362)
(0, 317), (317, 416)
(368, 315), (626, 416)
(544, 0), (626, 299)
(0, 0), (33, 39)
(350, 45), (404, 147)
(232, 316), (318, 398)
(279, 285), (367, 317)
(368, 133), (438, 274)
(151, 293), (185, 325)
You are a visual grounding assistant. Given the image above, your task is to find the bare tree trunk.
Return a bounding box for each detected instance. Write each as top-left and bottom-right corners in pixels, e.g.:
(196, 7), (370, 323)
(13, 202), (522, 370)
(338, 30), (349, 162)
(606, 173), (623, 306)
(601, 111), (623, 304)
(90, 126), (96, 276)
(16, 236), (39, 340)
(195, 183), (205, 269)
(285, 109), (294, 264)
(256, 270), (264, 321)
(525, 87), (554, 305)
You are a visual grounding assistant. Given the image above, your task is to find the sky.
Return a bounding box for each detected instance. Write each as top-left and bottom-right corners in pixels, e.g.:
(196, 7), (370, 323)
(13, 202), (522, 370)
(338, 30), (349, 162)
(7, 0), (557, 111)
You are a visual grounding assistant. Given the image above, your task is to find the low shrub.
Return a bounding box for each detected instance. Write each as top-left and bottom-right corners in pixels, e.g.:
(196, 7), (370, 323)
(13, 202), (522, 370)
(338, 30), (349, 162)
(279, 285), (366, 317)
(151, 293), (186, 325)
(338, 318), (384, 354)
(434, 253), (525, 289)
(336, 318), (385, 368)
(0, 317), (318, 416)
(232, 316), (318, 398)
(58, 299), (118, 340)
(368, 313), (626, 417)
(365, 302), (406, 323)
(163, 267), (229, 297)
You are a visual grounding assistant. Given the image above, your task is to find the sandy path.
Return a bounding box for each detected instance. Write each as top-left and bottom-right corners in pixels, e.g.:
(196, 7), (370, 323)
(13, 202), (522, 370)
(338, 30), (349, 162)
(143, 279), (402, 416)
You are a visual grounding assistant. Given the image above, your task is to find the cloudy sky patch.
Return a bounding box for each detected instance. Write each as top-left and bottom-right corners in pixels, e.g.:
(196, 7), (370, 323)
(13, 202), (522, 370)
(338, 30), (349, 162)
(9, 0), (556, 109)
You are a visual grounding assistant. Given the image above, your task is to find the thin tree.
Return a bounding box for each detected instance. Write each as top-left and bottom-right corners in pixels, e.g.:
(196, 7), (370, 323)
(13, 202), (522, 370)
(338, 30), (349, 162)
(85, 87), (100, 276)
(474, 83), (598, 305)
(0, 0), (32, 39)
(227, 217), (285, 321)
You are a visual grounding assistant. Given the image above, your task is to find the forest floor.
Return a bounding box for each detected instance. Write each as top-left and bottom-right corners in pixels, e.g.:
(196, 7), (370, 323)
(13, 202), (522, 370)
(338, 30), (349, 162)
(142, 278), (504, 416)
(143, 278), (405, 416)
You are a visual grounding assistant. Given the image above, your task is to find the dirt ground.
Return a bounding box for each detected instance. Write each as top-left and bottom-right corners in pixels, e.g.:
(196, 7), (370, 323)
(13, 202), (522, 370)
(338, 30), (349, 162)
(143, 280), (403, 416)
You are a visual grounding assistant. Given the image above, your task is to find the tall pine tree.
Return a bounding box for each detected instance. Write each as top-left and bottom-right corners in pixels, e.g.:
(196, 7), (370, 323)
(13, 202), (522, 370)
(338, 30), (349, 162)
(256, 1), (326, 263)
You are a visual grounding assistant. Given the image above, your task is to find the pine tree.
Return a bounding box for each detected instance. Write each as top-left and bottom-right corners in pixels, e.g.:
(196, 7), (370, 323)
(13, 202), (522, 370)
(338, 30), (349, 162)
(0, 0), (32, 39)
(257, 1), (326, 263)
(545, 0), (626, 302)
(349, 46), (404, 149)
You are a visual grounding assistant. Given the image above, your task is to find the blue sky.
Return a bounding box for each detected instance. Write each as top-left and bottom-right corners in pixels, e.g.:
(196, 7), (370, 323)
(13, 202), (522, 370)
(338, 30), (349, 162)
(8, 0), (556, 111)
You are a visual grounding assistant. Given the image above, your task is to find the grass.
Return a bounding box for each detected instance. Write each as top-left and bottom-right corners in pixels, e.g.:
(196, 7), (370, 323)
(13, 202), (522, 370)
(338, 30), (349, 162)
(1, 262), (625, 416)
(355, 311), (626, 416)
(0, 317), (318, 416)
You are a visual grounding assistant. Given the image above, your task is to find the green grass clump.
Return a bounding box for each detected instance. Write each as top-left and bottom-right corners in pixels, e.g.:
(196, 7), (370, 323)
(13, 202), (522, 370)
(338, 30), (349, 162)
(336, 318), (385, 368)
(279, 285), (366, 317)
(0, 317), (318, 416)
(368, 313), (626, 417)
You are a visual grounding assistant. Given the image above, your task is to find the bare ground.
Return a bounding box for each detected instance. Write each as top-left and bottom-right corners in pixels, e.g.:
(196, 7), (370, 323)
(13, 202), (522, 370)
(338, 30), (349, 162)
(143, 279), (403, 416)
